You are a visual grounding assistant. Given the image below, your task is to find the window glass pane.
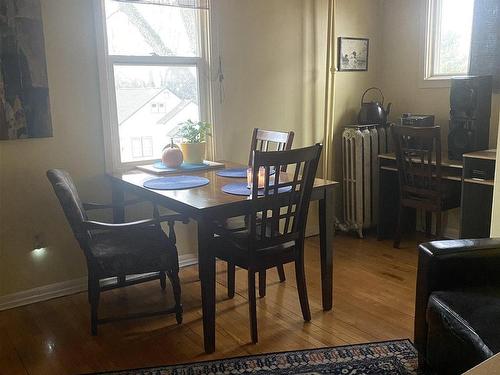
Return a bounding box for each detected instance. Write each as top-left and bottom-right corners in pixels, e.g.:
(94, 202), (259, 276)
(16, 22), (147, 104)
(105, 0), (200, 57)
(142, 136), (154, 157)
(114, 65), (200, 163)
(435, 0), (474, 75)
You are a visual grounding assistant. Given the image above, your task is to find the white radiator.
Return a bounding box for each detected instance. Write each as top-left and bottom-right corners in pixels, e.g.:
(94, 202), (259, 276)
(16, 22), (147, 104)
(342, 124), (391, 238)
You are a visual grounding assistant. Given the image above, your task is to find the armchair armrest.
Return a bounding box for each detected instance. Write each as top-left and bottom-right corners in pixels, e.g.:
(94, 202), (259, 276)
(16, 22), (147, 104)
(414, 239), (500, 360)
(83, 214), (189, 232)
(83, 201), (189, 224)
(83, 218), (158, 231)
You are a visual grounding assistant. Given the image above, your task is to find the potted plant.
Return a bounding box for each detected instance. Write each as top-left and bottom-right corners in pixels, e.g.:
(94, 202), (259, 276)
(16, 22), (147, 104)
(177, 120), (211, 164)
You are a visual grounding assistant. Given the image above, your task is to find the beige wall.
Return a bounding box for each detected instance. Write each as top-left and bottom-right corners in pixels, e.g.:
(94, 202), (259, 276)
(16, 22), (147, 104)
(213, 0), (327, 164)
(0, 0), (105, 296)
(331, 0), (384, 214)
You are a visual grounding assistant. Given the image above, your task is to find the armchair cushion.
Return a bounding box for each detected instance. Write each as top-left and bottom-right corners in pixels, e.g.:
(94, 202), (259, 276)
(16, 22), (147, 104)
(89, 226), (178, 278)
(425, 288), (500, 374)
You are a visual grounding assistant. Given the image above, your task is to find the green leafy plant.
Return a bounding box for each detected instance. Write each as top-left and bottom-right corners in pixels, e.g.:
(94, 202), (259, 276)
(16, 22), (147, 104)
(177, 120), (211, 144)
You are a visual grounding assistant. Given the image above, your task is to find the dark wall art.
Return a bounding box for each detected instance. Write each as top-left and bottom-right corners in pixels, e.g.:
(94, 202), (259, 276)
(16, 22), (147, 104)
(0, 0), (52, 140)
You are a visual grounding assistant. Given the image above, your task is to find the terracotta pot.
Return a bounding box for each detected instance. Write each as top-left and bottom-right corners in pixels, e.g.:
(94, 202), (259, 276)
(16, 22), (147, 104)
(180, 142), (206, 164)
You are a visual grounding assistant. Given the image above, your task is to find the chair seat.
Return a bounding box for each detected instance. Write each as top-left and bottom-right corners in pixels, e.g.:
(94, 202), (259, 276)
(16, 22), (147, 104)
(426, 289), (500, 373)
(89, 226), (177, 277)
(212, 223), (295, 269)
(402, 179), (461, 211)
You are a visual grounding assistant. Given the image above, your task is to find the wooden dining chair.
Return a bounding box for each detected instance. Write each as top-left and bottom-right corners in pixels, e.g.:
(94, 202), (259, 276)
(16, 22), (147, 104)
(225, 128), (295, 299)
(211, 144), (323, 343)
(248, 128), (295, 169)
(391, 125), (460, 248)
(47, 169), (184, 335)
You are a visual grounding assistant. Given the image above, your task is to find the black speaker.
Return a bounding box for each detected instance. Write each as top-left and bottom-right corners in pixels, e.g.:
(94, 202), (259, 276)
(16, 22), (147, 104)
(448, 76), (492, 160)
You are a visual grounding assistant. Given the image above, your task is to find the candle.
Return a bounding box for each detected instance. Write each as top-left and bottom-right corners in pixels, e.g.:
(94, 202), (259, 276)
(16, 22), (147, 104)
(247, 167), (266, 189)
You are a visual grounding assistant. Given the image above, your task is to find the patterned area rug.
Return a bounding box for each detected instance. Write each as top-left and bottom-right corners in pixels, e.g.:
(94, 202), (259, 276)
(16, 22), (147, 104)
(94, 339), (421, 375)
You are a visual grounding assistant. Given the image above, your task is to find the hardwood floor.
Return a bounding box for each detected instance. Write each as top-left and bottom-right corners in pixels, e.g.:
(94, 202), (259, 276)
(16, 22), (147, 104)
(0, 234), (420, 374)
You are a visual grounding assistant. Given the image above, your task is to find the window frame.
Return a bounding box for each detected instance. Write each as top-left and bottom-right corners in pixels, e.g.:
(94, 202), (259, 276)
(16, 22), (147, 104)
(94, 0), (213, 172)
(420, 0), (474, 88)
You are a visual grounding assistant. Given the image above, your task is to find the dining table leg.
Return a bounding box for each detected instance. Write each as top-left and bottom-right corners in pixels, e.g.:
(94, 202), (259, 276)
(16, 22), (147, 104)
(319, 188), (334, 311)
(198, 217), (216, 353)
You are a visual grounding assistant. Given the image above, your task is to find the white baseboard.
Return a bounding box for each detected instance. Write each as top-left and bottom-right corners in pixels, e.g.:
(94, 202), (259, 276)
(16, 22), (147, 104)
(0, 277), (88, 312)
(0, 254), (198, 312)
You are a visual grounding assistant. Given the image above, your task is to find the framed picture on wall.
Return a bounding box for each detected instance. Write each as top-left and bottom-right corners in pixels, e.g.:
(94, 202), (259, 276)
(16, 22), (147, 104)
(0, 0), (52, 140)
(337, 37), (369, 71)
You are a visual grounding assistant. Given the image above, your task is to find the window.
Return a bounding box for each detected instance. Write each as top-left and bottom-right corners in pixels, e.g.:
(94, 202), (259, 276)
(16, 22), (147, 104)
(95, 0), (211, 170)
(424, 0), (475, 80)
(130, 136), (154, 159)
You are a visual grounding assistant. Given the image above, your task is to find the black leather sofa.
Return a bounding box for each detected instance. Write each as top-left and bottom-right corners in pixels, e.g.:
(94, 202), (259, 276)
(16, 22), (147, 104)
(414, 239), (500, 374)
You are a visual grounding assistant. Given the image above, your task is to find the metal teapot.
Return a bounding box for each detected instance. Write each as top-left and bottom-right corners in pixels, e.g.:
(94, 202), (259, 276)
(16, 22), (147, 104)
(357, 87), (392, 126)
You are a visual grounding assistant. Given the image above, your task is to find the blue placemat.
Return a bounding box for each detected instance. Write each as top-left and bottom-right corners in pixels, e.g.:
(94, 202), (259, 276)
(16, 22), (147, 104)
(153, 161), (208, 172)
(144, 176), (210, 190)
(222, 182), (292, 196)
(216, 168), (248, 178)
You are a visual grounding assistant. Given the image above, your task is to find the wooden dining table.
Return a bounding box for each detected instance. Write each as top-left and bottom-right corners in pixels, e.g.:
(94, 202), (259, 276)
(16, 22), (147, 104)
(108, 162), (338, 353)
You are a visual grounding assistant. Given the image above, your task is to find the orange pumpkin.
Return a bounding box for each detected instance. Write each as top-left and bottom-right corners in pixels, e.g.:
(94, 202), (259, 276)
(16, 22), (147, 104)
(162, 139), (183, 168)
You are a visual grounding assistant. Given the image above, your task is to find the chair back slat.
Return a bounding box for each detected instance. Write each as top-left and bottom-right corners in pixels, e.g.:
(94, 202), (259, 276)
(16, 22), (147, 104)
(249, 128), (295, 171)
(391, 125), (442, 203)
(248, 144), (322, 254)
(46, 169), (89, 246)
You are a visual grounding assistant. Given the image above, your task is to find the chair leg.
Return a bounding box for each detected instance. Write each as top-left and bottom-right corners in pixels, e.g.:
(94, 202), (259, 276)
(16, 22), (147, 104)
(393, 205), (404, 248)
(89, 277), (100, 336)
(435, 211), (442, 239)
(248, 270), (258, 343)
(277, 264), (286, 282)
(159, 271), (167, 291)
(167, 270), (183, 324)
(258, 270), (266, 298)
(294, 258), (311, 322)
(425, 211), (432, 238)
(227, 262), (235, 299)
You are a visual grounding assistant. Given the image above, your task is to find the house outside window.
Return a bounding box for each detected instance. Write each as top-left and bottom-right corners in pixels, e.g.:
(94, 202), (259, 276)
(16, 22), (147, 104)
(423, 0), (475, 81)
(95, 0), (211, 170)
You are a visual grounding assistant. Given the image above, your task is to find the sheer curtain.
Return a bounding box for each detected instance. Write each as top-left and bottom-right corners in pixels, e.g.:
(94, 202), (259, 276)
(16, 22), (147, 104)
(469, 0), (500, 89)
(111, 0), (209, 9)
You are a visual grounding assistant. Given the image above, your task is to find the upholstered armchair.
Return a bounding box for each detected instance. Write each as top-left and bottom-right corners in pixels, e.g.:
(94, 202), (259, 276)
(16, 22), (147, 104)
(47, 169), (185, 335)
(415, 239), (500, 374)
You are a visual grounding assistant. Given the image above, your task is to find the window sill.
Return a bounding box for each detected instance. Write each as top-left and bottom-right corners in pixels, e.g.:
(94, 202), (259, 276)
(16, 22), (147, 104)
(419, 75), (469, 89)
(419, 76), (452, 89)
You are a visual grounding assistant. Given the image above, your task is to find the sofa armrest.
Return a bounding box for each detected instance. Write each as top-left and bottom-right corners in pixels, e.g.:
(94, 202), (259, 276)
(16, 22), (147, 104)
(419, 238), (500, 259)
(414, 238), (500, 363)
(418, 239), (500, 289)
